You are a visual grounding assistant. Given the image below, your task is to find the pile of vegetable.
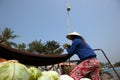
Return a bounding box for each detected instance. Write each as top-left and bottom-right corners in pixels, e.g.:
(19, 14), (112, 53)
(0, 60), (30, 80)
(0, 60), (74, 80)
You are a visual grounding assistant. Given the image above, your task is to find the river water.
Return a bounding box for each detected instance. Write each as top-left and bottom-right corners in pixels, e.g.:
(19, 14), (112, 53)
(104, 67), (120, 80)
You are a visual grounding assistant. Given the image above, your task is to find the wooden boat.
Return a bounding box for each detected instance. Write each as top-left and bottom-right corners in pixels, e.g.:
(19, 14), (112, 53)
(0, 44), (71, 66)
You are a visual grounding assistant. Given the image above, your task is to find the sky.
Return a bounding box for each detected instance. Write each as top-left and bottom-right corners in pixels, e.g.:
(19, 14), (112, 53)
(0, 0), (120, 63)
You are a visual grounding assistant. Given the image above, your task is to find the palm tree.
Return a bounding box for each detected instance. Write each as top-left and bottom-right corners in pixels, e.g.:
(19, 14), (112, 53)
(0, 27), (19, 47)
(15, 43), (26, 51)
(44, 40), (64, 54)
(27, 40), (64, 54)
(27, 40), (45, 54)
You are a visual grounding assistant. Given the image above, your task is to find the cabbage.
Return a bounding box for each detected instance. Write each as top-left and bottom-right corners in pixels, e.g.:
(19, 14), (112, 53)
(37, 75), (52, 80)
(29, 67), (42, 80)
(39, 71), (59, 80)
(0, 60), (30, 80)
(47, 71), (59, 80)
(41, 71), (54, 80)
(80, 78), (91, 80)
(59, 75), (91, 80)
(58, 75), (74, 80)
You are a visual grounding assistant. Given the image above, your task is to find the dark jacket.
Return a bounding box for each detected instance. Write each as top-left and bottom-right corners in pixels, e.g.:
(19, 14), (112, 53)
(66, 37), (96, 61)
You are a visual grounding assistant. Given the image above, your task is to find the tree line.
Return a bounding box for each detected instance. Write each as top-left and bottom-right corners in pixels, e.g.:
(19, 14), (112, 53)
(0, 27), (64, 54)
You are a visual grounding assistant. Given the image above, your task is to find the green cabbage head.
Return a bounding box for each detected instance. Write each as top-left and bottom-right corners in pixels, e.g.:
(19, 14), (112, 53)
(40, 71), (59, 80)
(29, 67), (42, 80)
(47, 71), (59, 80)
(37, 75), (52, 80)
(0, 60), (30, 80)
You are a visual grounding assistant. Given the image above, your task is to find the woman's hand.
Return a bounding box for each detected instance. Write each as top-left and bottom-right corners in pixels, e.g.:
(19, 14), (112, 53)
(63, 43), (70, 49)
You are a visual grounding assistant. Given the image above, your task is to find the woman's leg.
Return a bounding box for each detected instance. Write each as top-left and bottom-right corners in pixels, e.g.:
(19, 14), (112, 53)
(89, 68), (101, 80)
(69, 58), (100, 80)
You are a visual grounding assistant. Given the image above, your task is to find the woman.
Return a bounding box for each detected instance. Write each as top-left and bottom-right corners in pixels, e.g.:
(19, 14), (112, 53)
(64, 32), (101, 80)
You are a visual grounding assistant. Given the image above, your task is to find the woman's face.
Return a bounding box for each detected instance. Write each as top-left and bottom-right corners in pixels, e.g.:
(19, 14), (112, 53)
(70, 36), (74, 40)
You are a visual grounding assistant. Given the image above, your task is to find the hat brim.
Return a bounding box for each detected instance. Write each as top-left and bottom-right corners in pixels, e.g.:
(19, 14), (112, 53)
(66, 32), (82, 40)
(66, 35), (81, 40)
